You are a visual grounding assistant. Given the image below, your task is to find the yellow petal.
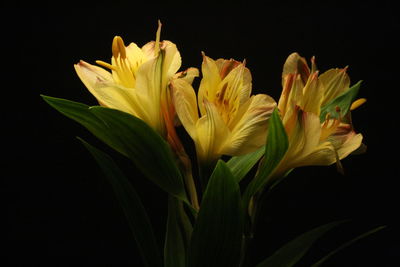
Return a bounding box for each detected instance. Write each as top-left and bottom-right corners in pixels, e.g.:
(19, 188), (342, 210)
(173, 67), (200, 85)
(141, 40), (181, 94)
(215, 58), (241, 79)
(195, 100), (230, 162)
(297, 142), (337, 166)
(74, 60), (113, 89)
(319, 67), (350, 105)
(171, 78), (199, 139)
(74, 61), (150, 118)
(329, 124), (364, 160)
(300, 72), (324, 115)
(282, 52), (310, 87)
(278, 73), (295, 116)
(223, 94), (276, 155)
(161, 41), (182, 88)
(289, 111), (322, 160)
(278, 110), (322, 173)
(337, 133), (363, 160)
(219, 61), (252, 107)
(198, 53), (222, 116)
(134, 56), (164, 132)
(125, 42), (147, 74)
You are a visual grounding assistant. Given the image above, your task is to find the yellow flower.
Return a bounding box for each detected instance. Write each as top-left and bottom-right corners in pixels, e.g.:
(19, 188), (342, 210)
(273, 52), (364, 177)
(171, 54), (276, 163)
(74, 21), (185, 135)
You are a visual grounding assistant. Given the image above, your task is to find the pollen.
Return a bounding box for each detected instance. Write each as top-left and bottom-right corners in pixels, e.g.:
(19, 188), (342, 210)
(350, 98), (367, 111)
(112, 36), (126, 59)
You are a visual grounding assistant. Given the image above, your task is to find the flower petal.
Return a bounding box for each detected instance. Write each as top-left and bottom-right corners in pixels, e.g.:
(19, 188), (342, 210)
(125, 42), (147, 74)
(75, 61), (151, 120)
(219, 62), (252, 107)
(215, 58), (241, 79)
(329, 124), (363, 160)
(171, 78), (199, 139)
(282, 52), (310, 86)
(287, 111), (321, 160)
(319, 67), (350, 105)
(133, 56), (165, 132)
(173, 67), (199, 85)
(298, 142), (337, 166)
(195, 100), (230, 162)
(300, 72), (324, 115)
(223, 94), (276, 155)
(142, 40), (181, 88)
(198, 54), (222, 116)
(74, 60), (113, 93)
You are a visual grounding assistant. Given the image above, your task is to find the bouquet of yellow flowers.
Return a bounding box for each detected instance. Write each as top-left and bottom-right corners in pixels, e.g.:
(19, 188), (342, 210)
(42, 22), (383, 267)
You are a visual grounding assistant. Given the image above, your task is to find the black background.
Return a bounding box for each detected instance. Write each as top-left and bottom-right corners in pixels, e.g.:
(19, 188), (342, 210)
(6, 0), (399, 266)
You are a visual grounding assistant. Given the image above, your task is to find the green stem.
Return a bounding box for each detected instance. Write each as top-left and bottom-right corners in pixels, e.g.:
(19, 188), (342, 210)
(184, 168), (200, 211)
(240, 178), (281, 267)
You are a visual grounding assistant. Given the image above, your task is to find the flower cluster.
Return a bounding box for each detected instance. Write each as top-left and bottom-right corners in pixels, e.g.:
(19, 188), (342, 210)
(75, 23), (364, 177)
(43, 22), (371, 267)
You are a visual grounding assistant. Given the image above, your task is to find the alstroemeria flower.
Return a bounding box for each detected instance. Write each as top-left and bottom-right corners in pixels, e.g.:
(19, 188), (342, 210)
(272, 52), (364, 177)
(171, 54), (276, 163)
(74, 22), (186, 136)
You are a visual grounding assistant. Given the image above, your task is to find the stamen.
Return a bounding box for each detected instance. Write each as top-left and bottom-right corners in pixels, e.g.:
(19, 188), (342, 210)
(96, 60), (117, 70)
(334, 148), (345, 175)
(154, 20), (162, 56)
(311, 56), (317, 73)
(350, 98), (367, 110)
(112, 36), (126, 59)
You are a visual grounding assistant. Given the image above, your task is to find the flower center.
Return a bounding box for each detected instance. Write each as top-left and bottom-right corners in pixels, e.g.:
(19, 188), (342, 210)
(96, 36), (137, 88)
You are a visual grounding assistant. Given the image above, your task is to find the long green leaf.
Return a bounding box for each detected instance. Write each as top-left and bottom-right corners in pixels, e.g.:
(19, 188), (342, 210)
(89, 106), (187, 201)
(227, 145), (265, 182)
(188, 160), (243, 267)
(42, 95), (119, 149)
(320, 80), (362, 122)
(164, 196), (193, 267)
(79, 138), (162, 267)
(310, 225), (386, 267)
(243, 108), (289, 208)
(42, 95), (188, 203)
(256, 221), (346, 267)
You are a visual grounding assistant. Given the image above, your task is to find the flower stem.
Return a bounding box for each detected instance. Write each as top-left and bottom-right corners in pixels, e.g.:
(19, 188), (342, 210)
(183, 163), (200, 211)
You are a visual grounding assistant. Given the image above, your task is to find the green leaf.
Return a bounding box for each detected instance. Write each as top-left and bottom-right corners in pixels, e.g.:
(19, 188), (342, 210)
(42, 95), (188, 203)
(256, 221), (347, 267)
(320, 80), (362, 122)
(243, 108), (289, 208)
(310, 225), (386, 267)
(79, 138), (162, 267)
(42, 95), (119, 149)
(188, 160), (243, 267)
(227, 145), (265, 182)
(164, 196), (193, 267)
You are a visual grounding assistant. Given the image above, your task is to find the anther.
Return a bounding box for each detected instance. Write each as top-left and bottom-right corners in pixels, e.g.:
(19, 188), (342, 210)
(112, 36), (126, 59)
(350, 98), (367, 111)
(96, 60), (117, 70)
